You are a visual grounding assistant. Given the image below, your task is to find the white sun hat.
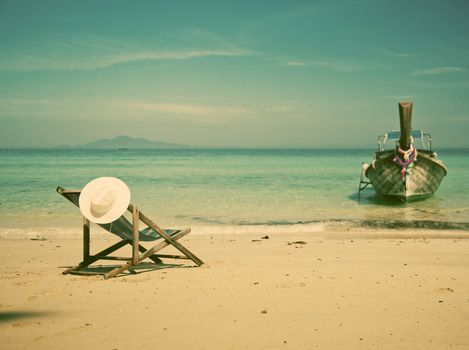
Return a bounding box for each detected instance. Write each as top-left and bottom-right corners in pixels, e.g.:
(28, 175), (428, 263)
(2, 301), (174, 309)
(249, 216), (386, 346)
(79, 177), (131, 224)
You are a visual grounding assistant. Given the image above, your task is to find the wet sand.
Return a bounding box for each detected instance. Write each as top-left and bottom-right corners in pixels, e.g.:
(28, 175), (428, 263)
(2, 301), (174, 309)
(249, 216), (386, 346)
(1, 228), (469, 349)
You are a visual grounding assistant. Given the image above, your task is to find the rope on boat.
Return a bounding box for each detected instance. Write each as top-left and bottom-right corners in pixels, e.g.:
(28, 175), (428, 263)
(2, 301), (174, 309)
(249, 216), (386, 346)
(393, 143), (418, 182)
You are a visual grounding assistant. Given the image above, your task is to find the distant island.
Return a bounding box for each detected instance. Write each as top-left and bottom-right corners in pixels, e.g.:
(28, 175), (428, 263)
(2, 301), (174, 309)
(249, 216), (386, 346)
(57, 135), (189, 149)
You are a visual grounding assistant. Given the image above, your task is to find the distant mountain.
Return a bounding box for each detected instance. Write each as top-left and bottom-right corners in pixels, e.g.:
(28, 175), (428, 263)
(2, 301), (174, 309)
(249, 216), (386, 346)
(59, 135), (189, 149)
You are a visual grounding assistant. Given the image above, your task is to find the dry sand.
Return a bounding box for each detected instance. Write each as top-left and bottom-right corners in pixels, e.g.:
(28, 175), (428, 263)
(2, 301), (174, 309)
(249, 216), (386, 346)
(1, 227), (469, 350)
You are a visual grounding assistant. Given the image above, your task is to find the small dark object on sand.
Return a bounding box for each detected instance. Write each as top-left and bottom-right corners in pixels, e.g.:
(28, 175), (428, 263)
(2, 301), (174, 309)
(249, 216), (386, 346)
(261, 235), (269, 239)
(288, 240), (307, 245)
(30, 236), (47, 241)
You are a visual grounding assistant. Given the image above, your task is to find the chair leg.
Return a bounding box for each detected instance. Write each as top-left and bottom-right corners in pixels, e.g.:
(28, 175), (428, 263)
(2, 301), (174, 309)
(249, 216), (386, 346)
(139, 244), (163, 264)
(134, 207), (204, 266)
(124, 241), (163, 263)
(63, 240), (129, 275)
(103, 229), (192, 279)
(132, 205), (139, 265)
(83, 217), (90, 261)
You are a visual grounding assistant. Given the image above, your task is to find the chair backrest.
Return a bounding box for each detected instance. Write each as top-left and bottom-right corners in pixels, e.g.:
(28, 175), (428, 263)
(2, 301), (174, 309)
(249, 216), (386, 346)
(56, 187), (163, 242)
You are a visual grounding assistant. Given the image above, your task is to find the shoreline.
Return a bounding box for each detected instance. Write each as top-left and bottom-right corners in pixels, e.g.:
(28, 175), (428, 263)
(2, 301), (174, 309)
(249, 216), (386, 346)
(1, 227), (469, 349)
(2, 219), (469, 240)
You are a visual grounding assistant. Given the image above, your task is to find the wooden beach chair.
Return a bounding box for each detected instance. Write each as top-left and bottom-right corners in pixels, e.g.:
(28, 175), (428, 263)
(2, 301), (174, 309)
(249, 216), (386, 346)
(56, 186), (204, 279)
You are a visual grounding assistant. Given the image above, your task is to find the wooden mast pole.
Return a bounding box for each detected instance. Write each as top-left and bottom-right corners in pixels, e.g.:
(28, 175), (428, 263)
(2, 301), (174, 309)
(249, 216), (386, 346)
(398, 102), (413, 150)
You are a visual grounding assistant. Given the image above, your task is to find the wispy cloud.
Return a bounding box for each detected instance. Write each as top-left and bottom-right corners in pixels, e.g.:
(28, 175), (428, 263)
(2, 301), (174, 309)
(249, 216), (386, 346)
(376, 95), (418, 100)
(410, 66), (466, 76)
(119, 100), (250, 122)
(278, 58), (361, 72)
(285, 61), (307, 66)
(88, 49), (248, 69)
(117, 98), (300, 122)
(377, 48), (411, 58)
(0, 31), (251, 71)
(0, 97), (65, 109)
(0, 94), (299, 123)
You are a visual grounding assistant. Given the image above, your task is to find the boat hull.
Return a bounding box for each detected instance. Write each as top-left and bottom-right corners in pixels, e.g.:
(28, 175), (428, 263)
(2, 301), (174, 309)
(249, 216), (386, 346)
(365, 150), (447, 202)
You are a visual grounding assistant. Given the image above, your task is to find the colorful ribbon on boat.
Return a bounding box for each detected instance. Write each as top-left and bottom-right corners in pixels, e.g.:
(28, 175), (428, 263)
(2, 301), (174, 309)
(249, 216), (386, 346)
(393, 144), (418, 182)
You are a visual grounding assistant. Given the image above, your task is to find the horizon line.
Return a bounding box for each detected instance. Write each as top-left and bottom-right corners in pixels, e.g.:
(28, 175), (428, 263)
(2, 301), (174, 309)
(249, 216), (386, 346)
(1, 146), (468, 150)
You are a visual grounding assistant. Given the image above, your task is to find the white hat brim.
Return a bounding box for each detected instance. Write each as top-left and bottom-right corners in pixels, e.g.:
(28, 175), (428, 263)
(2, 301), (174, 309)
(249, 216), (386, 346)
(79, 177), (131, 224)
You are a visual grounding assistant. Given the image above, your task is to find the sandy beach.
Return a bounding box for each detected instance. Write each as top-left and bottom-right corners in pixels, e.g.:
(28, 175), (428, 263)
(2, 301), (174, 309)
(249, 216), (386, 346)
(1, 226), (469, 350)
(2, 0), (469, 348)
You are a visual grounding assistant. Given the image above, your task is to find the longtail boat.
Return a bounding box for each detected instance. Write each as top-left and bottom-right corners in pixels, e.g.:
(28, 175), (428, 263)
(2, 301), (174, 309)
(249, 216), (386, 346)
(358, 102), (447, 202)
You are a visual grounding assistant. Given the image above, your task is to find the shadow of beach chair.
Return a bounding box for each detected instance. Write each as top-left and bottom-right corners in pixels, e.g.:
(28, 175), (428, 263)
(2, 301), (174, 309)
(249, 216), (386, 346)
(56, 186), (204, 279)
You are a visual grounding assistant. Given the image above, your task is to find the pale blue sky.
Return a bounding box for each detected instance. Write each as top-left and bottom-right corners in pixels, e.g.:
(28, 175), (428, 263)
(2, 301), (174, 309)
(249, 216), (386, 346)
(0, 0), (468, 147)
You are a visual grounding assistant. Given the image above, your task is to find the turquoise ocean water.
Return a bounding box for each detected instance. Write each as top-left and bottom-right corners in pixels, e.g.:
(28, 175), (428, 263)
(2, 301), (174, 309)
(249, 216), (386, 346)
(1, 148), (468, 236)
